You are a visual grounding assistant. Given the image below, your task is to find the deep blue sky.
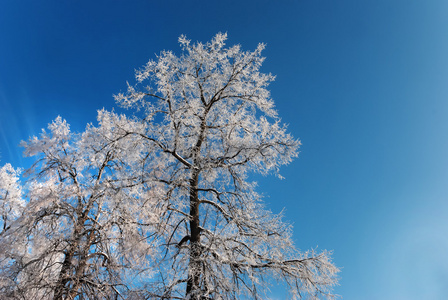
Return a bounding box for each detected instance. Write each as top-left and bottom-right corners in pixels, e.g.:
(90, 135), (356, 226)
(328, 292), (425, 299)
(1, 1), (448, 299)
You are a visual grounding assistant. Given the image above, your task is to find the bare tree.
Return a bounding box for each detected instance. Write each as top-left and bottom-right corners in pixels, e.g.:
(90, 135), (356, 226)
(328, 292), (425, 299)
(114, 33), (339, 299)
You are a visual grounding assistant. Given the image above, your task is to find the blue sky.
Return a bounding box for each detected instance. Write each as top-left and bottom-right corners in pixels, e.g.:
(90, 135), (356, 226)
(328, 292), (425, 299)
(1, 1), (448, 299)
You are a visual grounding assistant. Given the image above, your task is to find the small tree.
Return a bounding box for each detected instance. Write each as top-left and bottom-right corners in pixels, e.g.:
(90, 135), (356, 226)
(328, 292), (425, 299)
(0, 115), (155, 299)
(114, 33), (339, 299)
(0, 163), (24, 295)
(0, 163), (23, 235)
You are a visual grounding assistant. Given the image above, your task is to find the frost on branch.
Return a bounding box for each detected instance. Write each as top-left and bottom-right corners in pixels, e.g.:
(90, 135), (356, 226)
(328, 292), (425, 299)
(114, 33), (339, 299)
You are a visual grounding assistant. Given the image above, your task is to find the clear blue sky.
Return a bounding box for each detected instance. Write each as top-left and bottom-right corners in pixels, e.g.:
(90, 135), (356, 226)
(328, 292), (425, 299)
(1, 1), (448, 299)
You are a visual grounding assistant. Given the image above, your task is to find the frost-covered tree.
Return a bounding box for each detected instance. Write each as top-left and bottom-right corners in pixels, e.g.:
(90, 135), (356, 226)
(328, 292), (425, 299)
(0, 163), (23, 235)
(0, 33), (339, 300)
(0, 162), (24, 295)
(0, 115), (155, 299)
(114, 33), (339, 299)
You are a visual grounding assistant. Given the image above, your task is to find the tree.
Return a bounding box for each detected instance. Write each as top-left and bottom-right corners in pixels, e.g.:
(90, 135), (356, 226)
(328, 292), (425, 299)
(113, 33), (339, 299)
(0, 162), (24, 295)
(0, 163), (23, 235)
(0, 115), (155, 299)
(0, 33), (339, 300)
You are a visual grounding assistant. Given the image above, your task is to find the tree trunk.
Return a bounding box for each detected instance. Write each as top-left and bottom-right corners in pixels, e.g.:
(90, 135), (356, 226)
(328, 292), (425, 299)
(186, 170), (201, 299)
(54, 206), (89, 300)
(54, 245), (76, 300)
(186, 98), (209, 298)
